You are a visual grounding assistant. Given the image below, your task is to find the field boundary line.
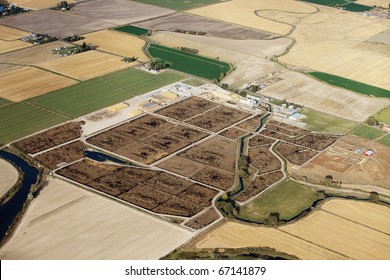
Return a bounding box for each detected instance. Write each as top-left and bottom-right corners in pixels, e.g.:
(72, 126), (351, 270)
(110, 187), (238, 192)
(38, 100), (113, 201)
(320, 208), (390, 236)
(23, 101), (72, 119)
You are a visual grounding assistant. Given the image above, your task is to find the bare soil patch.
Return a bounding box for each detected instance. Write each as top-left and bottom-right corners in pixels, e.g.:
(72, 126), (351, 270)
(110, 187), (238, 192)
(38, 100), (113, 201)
(276, 142), (318, 166)
(249, 145), (281, 174)
(191, 166), (235, 191)
(157, 156), (205, 177)
(138, 13), (272, 40)
(236, 171), (284, 203)
(236, 113), (266, 132)
(249, 135), (275, 147)
(287, 134), (338, 151)
(185, 208), (220, 230)
(13, 121), (84, 154)
(220, 127), (248, 140)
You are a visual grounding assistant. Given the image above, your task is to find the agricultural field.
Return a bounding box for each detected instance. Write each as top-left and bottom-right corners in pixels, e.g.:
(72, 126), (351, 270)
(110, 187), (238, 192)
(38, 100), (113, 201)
(0, 25), (29, 41)
(0, 9), (114, 38)
(238, 180), (321, 222)
(0, 98), (11, 108)
(134, 0), (226, 10)
(28, 68), (183, 118)
(73, 0), (174, 25)
(57, 160), (219, 217)
(8, 0), (75, 10)
(0, 40), (31, 55)
(356, 0), (389, 6)
(114, 25), (150, 36)
(302, 0), (372, 12)
(261, 71), (390, 122)
(78, 30), (149, 61)
(279, 4), (390, 91)
(294, 135), (390, 189)
(184, 208), (220, 230)
(0, 66), (77, 102)
(149, 31), (284, 86)
(301, 109), (358, 134)
(310, 72), (390, 98)
(351, 125), (385, 140)
(138, 13), (273, 40)
(0, 178), (193, 259)
(375, 106), (390, 125)
(148, 44), (230, 80)
(194, 199), (390, 259)
(188, 0), (316, 35)
(0, 102), (69, 145)
(37, 51), (130, 80)
(0, 159), (18, 198)
(378, 134), (390, 147)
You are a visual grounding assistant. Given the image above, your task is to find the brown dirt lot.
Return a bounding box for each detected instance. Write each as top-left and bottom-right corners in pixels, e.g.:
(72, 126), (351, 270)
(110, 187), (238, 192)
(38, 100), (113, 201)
(220, 127), (248, 140)
(276, 142), (318, 166)
(179, 136), (238, 173)
(294, 136), (390, 189)
(261, 129), (290, 140)
(266, 120), (308, 137)
(0, 66), (77, 102)
(249, 135), (275, 147)
(116, 142), (168, 164)
(155, 96), (218, 121)
(78, 30), (149, 61)
(288, 134), (338, 151)
(185, 208), (220, 230)
(57, 159), (219, 217)
(0, 9), (114, 38)
(35, 141), (86, 169)
(13, 121), (84, 154)
(138, 13), (272, 40)
(186, 105), (252, 132)
(191, 166), (235, 191)
(236, 170), (284, 203)
(236, 113), (266, 132)
(73, 0), (174, 25)
(156, 155), (206, 177)
(37, 50), (130, 80)
(249, 145), (281, 174)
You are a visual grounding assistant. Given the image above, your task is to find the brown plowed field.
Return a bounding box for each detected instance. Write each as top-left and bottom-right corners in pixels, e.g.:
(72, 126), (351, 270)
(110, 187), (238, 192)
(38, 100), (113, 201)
(261, 129), (289, 140)
(236, 113), (266, 132)
(249, 135), (275, 147)
(185, 208), (220, 230)
(57, 160), (218, 217)
(191, 167), (235, 191)
(138, 13), (272, 40)
(35, 141), (86, 169)
(178, 136), (238, 173)
(249, 145), (281, 174)
(186, 105), (251, 132)
(155, 96), (218, 121)
(266, 122), (308, 138)
(13, 121), (84, 154)
(157, 156), (206, 177)
(236, 171), (284, 203)
(116, 142), (168, 164)
(220, 127), (248, 140)
(287, 134), (338, 151)
(276, 142), (318, 166)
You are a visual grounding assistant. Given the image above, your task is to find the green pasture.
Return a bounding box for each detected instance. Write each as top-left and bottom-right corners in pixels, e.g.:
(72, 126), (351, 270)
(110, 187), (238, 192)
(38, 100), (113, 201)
(351, 124), (385, 140)
(114, 25), (150, 36)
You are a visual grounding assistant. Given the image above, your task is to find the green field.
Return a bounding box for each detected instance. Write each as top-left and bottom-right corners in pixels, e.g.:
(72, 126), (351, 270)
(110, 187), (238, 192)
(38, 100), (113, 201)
(378, 134), (390, 147)
(309, 72), (390, 98)
(303, 0), (372, 12)
(238, 180), (321, 223)
(114, 25), (150, 36)
(133, 0), (224, 10)
(375, 106), (390, 125)
(0, 102), (69, 145)
(302, 109), (358, 134)
(351, 125), (385, 140)
(148, 44), (230, 80)
(0, 98), (12, 108)
(29, 68), (184, 118)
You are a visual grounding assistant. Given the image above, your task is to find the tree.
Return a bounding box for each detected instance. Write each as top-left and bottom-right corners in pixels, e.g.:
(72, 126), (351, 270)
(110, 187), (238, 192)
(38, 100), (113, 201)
(324, 175), (333, 186)
(369, 191), (379, 203)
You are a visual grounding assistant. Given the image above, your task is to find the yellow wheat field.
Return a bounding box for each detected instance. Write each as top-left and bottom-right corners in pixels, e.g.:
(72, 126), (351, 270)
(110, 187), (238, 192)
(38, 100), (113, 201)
(188, 0), (316, 35)
(0, 178), (193, 259)
(0, 25), (29, 41)
(79, 30), (149, 61)
(321, 199), (390, 234)
(0, 40), (31, 54)
(9, 0), (75, 10)
(355, 0), (389, 6)
(0, 66), (77, 101)
(37, 51), (131, 80)
(0, 159), (19, 198)
(280, 6), (390, 90)
(196, 199), (390, 259)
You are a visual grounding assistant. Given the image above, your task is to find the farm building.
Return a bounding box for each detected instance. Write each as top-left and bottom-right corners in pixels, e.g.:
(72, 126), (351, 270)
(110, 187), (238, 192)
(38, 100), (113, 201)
(363, 150), (374, 157)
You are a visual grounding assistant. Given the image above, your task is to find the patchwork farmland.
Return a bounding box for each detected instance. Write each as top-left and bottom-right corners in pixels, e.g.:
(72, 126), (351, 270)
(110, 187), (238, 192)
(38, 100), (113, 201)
(148, 44), (230, 80)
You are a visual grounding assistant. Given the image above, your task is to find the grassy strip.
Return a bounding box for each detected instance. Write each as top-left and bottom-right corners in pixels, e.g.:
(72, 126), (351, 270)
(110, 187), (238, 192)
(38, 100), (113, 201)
(148, 44), (230, 80)
(0, 102), (69, 145)
(309, 72), (390, 98)
(114, 25), (150, 36)
(133, 0), (224, 11)
(237, 180), (321, 223)
(29, 68), (184, 118)
(351, 124), (385, 140)
(301, 108), (358, 135)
